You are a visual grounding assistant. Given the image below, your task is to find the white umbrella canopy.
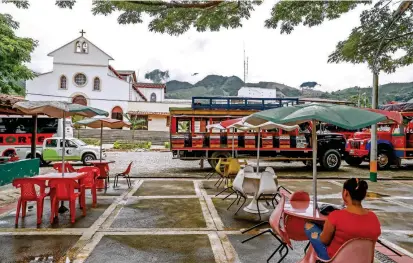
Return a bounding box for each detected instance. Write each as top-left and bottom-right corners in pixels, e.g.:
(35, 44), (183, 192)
(76, 118), (130, 161)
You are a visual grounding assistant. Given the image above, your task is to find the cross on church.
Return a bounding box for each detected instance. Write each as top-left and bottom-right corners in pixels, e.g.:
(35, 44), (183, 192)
(80, 29), (86, 37)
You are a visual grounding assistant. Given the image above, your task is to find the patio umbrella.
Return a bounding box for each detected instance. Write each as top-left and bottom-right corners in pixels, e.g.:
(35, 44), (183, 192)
(76, 117), (130, 161)
(13, 101), (108, 213)
(245, 103), (395, 212)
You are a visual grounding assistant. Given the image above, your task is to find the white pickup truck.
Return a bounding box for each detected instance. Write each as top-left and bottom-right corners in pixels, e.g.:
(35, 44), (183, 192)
(40, 137), (105, 165)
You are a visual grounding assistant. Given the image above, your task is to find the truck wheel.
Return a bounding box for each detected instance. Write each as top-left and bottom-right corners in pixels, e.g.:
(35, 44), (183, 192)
(208, 151), (231, 168)
(378, 151), (391, 170)
(321, 149), (341, 171)
(345, 157), (363, 167)
(82, 153), (96, 165)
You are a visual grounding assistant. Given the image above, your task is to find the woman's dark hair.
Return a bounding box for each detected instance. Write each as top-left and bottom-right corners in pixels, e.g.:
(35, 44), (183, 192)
(343, 178), (368, 201)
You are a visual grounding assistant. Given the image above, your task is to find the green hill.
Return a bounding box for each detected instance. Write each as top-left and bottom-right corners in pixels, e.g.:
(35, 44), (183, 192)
(164, 73), (413, 103)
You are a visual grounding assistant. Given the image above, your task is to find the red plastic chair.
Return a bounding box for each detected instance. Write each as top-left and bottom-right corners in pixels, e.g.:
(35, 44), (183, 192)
(53, 162), (77, 173)
(113, 162), (133, 188)
(299, 239), (375, 263)
(12, 178), (49, 226)
(77, 167), (99, 207)
(317, 238), (375, 263)
(49, 179), (86, 224)
(242, 195), (291, 263)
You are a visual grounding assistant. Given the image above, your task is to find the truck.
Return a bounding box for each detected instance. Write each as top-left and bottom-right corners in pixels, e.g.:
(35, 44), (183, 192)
(170, 97), (347, 171)
(346, 120), (413, 170)
(41, 137), (104, 165)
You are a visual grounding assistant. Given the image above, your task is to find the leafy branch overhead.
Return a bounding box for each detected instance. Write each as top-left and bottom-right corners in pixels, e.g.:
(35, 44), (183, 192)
(6, 0), (413, 78)
(0, 13), (37, 95)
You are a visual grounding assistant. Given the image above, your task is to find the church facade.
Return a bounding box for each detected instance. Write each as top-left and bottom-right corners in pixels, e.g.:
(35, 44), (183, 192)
(26, 32), (169, 130)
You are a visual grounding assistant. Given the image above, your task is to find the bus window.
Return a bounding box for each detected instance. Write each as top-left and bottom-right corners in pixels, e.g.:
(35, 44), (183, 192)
(177, 120), (190, 133)
(195, 118), (208, 133)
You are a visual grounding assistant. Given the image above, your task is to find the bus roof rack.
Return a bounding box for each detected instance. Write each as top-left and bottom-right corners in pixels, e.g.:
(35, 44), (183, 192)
(192, 97), (299, 110)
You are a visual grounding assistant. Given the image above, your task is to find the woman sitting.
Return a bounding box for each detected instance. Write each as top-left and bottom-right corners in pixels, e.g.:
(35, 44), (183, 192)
(304, 178), (381, 260)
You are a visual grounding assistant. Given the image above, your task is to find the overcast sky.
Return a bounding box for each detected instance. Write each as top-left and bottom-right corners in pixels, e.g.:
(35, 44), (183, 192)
(2, 0), (413, 91)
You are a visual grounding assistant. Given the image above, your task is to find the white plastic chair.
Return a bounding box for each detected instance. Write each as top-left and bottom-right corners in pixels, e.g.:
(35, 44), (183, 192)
(265, 166), (276, 175)
(244, 165), (254, 173)
(227, 170), (248, 214)
(256, 171), (278, 220)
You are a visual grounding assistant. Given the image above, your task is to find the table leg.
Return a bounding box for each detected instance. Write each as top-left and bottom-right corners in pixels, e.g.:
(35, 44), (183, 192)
(243, 196), (269, 214)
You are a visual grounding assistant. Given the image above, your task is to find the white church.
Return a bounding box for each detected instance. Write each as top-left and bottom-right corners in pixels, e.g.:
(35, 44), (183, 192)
(25, 31), (184, 131)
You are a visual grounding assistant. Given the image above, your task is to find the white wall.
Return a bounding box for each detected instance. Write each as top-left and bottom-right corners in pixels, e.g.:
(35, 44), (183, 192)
(140, 88), (165, 102)
(148, 116), (168, 131)
(128, 101), (191, 113)
(26, 64), (130, 117)
(238, 87), (277, 98)
(49, 37), (111, 66)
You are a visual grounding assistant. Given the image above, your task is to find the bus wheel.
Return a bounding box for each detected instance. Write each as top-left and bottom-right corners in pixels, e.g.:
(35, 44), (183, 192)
(321, 149), (341, 171)
(378, 151), (391, 170)
(209, 151), (231, 168)
(345, 157), (363, 167)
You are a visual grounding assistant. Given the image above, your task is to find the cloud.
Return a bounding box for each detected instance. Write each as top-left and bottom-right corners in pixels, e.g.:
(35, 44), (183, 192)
(2, 0), (413, 91)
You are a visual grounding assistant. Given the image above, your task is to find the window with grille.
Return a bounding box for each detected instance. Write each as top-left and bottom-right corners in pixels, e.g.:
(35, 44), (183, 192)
(74, 73), (87, 87)
(93, 77), (100, 91)
(60, 75), (67, 89)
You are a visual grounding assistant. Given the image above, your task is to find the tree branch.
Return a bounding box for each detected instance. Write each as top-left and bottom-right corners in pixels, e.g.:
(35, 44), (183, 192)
(385, 31), (413, 41)
(125, 1), (224, 9)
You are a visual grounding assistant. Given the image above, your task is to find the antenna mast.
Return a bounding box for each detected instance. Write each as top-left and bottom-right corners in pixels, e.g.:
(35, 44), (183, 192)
(243, 44), (249, 84)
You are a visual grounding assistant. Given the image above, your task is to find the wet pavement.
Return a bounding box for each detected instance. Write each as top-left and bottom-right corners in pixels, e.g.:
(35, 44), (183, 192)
(0, 152), (413, 262)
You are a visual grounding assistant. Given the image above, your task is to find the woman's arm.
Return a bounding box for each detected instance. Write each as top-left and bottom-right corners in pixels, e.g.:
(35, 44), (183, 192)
(320, 220), (336, 246)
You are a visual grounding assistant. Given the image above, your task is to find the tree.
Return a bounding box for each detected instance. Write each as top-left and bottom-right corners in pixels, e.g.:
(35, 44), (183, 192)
(71, 115), (84, 138)
(144, 69), (170, 83)
(0, 13), (37, 95)
(299, 81), (320, 95)
(123, 113), (146, 140)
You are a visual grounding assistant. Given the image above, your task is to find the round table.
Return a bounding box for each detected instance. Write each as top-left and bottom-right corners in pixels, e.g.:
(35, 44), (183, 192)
(242, 172), (278, 214)
(284, 200), (326, 222)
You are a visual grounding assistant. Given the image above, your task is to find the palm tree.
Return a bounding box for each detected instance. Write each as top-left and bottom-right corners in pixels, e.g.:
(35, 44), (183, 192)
(124, 113), (146, 140)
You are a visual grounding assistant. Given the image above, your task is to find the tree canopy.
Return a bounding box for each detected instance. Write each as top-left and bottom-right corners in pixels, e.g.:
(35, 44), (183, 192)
(144, 69), (170, 83)
(6, 0), (413, 77)
(0, 13), (37, 95)
(299, 82), (320, 89)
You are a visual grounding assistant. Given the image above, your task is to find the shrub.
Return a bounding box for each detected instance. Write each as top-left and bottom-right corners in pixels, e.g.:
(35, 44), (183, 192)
(164, 141), (170, 148)
(81, 138), (101, 146)
(113, 140), (152, 150)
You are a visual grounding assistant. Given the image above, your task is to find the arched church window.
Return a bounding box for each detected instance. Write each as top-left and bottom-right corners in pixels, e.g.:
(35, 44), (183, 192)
(93, 77), (100, 91)
(150, 92), (157, 102)
(59, 75), (67, 90)
(75, 41), (81, 53)
(82, 41), (88, 53)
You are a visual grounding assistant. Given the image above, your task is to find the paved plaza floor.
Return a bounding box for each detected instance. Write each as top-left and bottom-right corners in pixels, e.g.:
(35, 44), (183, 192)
(1, 175), (413, 262)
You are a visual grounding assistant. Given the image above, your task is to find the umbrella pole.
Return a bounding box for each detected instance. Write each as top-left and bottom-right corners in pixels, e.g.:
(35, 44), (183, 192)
(231, 128), (235, 158)
(312, 119), (318, 213)
(62, 113), (66, 177)
(257, 128), (261, 175)
(100, 122), (103, 162)
(59, 112), (69, 214)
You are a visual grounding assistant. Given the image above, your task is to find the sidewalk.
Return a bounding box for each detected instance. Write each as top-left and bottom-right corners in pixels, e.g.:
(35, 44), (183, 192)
(0, 178), (412, 262)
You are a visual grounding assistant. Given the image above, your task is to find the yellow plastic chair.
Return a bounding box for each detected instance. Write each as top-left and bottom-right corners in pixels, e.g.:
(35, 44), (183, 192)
(214, 158), (226, 188)
(216, 158), (241, 197)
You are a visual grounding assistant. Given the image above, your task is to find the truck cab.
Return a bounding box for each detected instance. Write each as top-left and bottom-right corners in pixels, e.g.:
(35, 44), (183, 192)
(346, 122), (413, 169)
(41, 137), (104, 165)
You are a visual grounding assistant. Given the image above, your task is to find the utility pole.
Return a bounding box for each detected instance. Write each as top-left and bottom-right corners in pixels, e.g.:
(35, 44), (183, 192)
(369, 1), (412, 182)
